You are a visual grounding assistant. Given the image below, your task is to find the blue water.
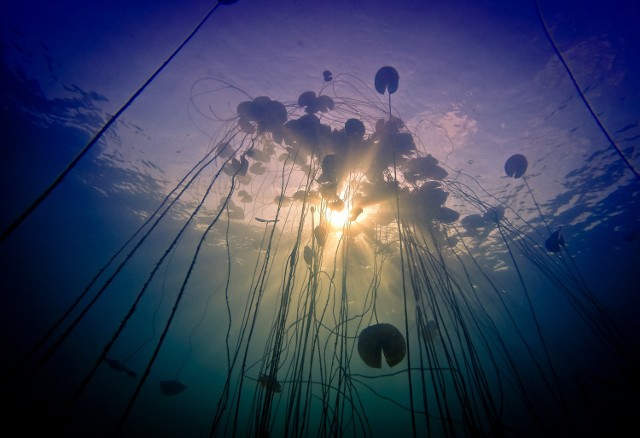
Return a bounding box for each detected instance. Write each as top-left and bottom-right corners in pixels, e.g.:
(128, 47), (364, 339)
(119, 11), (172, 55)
(2, 0), (639, 436)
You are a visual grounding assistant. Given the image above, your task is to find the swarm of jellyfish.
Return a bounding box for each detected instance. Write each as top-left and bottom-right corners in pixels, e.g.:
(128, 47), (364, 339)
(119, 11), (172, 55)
(9, 66), (637, 438)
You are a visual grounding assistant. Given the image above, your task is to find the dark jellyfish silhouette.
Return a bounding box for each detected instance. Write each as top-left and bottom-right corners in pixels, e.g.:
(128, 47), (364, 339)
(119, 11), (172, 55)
(323, 70), (333, 82)
(160, 380), (187, 396)
(545, 227), (565, 253)
(357, 323), (406, 368)
(374, 66), (400, 95)
(504, 154), (528, 178)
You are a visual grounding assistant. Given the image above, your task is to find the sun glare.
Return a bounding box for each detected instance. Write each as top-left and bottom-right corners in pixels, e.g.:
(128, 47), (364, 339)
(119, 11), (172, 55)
(327, 207), (350, 228)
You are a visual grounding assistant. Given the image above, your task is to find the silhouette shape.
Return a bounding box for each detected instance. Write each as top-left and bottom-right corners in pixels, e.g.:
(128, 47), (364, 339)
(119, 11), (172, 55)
(358, 323), (406, 368)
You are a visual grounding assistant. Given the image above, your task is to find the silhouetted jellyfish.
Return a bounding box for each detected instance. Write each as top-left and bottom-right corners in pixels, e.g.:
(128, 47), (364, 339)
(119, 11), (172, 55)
(323, 70), (333, 82)
(357, 323), (406, 368)
(160, 380), (187, 396)
(504, 153), (528, 178)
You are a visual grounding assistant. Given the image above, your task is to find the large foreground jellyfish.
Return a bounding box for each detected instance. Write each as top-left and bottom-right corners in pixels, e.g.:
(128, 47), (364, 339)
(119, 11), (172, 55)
(3, 65), (638, 438)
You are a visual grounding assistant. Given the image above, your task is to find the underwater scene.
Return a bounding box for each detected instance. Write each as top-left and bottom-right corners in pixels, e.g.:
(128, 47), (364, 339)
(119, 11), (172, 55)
(2, 0), (639, 436)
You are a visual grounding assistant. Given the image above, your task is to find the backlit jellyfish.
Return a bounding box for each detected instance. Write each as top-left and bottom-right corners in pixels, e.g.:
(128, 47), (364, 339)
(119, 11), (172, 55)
(5, 65), (638, 438)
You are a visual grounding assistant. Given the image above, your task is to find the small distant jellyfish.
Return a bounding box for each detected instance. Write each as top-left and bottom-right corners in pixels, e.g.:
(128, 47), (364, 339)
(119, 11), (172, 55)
(323, 70), (333, 82)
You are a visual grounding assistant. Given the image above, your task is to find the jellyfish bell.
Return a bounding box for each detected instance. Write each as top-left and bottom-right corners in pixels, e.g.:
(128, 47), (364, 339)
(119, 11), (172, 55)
(504, 154), (528, 178)
(374, 66), (400, 95)
(322, 70), (333, 82)
(357, 323), (406, 368)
